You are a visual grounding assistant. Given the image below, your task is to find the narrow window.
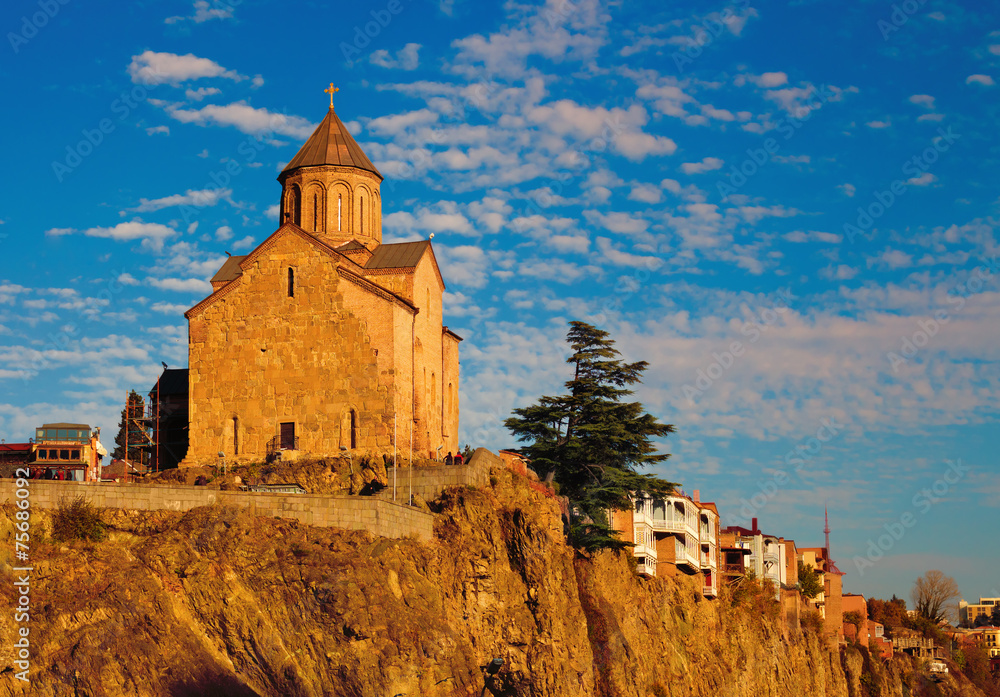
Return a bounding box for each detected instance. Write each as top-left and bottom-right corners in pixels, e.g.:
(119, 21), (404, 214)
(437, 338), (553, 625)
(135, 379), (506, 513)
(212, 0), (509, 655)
(338, 194), (342, 231)
(313, 194), (318, 230)
(350, 409), (358, 449)
(287, 267), (294, 297)
(292, 185), (302, 226)
(71, 449), (80, 460)
(360, 195), (364, 233)
(233, 416), (239, 456)
(60, 449), (70, 460)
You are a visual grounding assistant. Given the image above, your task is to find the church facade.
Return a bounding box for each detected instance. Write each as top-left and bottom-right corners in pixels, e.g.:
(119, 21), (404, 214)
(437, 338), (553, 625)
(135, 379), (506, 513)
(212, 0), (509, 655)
(181, 102), (460, 465)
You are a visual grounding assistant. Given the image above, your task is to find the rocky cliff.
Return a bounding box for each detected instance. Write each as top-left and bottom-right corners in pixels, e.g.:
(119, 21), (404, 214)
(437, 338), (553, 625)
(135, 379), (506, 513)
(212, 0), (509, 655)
(0, 469), (988, 697)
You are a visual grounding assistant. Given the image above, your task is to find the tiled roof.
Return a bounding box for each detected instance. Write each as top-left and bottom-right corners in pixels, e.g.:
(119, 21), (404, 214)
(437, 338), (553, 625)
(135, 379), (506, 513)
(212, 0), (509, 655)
(281, 108), (382, 179)
(364, 241), (430, 270)
(210, 255), (247, 284)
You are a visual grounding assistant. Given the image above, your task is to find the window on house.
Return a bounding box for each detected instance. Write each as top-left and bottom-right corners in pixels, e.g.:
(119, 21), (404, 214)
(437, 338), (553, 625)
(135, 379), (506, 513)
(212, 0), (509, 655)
(288, 267), (295, 297)
(338, 194), (342, 231)
(233, 416), (239, 456)
(292, 185), (302, 226)
(71, 450), (80, 460)
(350, 409), (358, 449)
(60, 450), (70, 460)
(38, 450), (47, 460)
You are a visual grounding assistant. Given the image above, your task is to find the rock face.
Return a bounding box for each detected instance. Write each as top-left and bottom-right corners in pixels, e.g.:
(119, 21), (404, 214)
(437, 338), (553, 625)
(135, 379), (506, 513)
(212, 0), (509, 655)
(0, 471), (987, 697)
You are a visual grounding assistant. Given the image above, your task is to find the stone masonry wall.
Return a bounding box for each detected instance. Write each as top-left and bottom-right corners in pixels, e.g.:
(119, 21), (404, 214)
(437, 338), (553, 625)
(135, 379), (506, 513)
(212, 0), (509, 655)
(0, 480), (433, 541)
(186, 228), (396, 463)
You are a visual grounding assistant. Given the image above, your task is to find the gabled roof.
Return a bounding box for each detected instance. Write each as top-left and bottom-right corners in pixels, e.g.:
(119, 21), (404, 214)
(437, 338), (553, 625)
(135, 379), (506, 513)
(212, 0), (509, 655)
(281, 107), (382, 180)
(150, 368), (189, 397)
(210, 256), (247, 284)
(364, 240), (431, 270)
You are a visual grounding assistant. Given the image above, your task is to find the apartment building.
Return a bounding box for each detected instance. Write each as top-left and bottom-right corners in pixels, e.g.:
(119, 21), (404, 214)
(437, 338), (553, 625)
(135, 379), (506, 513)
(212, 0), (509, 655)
(798, 546), (844, 642)
(959, 597), (1000, 627)
(612, 490), (720, 597)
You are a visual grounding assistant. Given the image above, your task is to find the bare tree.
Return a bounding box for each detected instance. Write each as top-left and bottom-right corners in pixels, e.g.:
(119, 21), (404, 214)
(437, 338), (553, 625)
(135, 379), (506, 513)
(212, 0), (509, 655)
(911, 570), (960, 623)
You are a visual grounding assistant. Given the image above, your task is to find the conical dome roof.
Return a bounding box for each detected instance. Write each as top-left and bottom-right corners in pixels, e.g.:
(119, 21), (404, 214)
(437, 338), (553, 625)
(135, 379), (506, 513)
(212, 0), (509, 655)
(281, 107), (382, 179)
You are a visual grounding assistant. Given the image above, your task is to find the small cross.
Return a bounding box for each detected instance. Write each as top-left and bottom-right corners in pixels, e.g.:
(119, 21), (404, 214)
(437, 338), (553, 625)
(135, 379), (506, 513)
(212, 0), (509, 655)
(324, 82), (339, 109)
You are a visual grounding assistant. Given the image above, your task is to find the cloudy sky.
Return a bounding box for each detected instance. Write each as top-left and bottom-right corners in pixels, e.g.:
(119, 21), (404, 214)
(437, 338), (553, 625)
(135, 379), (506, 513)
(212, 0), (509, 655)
(2, 0), (998, 603)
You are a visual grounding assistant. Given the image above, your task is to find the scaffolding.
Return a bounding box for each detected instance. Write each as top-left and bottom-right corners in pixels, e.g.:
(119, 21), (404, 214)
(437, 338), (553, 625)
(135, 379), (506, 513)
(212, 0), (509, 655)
(123, 391), (155, 482)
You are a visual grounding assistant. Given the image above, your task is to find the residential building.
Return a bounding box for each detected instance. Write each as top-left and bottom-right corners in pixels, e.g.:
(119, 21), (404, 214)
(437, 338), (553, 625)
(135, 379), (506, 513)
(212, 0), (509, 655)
(959, 598), (1000, 627)
(720, 518), (789, 599)
(612, 490), (720, 597)
(0, 442), (32, 477)
(29, 423), (105, 481)
(798, 545), (845, 642)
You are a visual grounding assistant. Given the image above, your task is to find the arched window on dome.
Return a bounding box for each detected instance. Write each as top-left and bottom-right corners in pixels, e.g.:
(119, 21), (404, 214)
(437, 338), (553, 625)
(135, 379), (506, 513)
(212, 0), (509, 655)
(338, 194), (342, 231)
(360, 195), (365, 234)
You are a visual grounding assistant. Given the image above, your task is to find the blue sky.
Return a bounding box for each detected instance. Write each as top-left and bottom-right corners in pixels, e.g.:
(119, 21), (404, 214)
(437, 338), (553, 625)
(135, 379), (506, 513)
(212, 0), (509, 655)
(1, 0), (997, 606)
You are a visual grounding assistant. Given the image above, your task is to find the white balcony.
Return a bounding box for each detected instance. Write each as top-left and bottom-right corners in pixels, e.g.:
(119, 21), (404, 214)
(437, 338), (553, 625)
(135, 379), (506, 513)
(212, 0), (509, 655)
(703, 584), (718, 597)
(637, 556), (657, 577)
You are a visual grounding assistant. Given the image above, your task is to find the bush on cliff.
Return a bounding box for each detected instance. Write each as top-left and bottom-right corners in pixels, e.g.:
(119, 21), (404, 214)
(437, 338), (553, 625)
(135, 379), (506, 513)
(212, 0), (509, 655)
(52, 496), (106, 542)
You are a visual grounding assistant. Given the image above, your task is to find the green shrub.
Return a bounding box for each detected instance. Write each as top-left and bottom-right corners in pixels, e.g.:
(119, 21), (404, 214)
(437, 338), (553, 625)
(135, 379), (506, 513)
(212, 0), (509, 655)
(52, 496), (106, 542)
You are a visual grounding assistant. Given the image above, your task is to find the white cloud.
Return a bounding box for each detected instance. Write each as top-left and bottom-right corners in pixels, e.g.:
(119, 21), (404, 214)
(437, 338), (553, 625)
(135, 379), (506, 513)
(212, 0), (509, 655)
(146, 125), (169, 136)
(117, 273), (140, 286)
(148, 277), (213, 293)
(128, 188), (232, 213)
(151, 302), (191, 314)
(906, 172), (937, 186)
(783, 230), (841, 244)
(231, 236), (255, 251)
(966, 74), (995, 86)
(838, 183), (856, 197)
(436, 245), (489, 288)
(48, 222), (177, 251)
(128, 50), (244, 85)
(908, 94), (935, 109)
(164, 101), (314, 139)
(215, 226), (233, 241)
(820, 264), (859, 280)
(165, 0), (235, 24)
(584, 210), (649, 237)
(526, 101), (676, 161)
(866, 120), (891, 129)
(867, 249), (913, 270)
(265, 204), (280, 222)
(681, 157), (724, 175)
(917, 113), (945, 122)
(385, 202), (477, 238)
(185, 86), (222, 101)
(628, 183), (662, 204)
(371, 43), (422, 71)
(744, 71), (788, 88)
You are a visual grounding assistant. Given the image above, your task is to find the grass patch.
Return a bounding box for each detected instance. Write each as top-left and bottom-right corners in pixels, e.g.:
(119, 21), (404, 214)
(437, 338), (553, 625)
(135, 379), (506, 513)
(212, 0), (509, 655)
(52, 496), (106, 542)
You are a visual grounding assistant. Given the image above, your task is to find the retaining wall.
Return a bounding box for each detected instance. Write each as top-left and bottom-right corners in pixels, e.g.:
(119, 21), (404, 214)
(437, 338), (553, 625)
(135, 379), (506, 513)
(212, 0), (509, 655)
(380, 448), (493, 503)
(0, 480), (434, 541)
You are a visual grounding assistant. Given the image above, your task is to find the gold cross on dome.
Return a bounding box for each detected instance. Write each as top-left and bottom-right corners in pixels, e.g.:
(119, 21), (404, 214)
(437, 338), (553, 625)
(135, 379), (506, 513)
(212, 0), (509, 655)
(324, 82), (339, 109)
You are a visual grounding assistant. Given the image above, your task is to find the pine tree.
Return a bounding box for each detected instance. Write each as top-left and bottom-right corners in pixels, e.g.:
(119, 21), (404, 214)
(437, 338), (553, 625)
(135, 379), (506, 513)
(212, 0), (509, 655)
(505, 321), (677, 552)
(112, 390), (151, 466)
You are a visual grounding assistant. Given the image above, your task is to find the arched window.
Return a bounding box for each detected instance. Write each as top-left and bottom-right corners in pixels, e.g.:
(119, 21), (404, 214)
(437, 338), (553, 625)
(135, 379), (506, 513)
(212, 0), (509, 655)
(350, 409), (358, 449)
(360, 195), (364, 233)
(233, 416), (239, 456)
(338, 194), (342, 231)
(287, 267), (294, 297)
(313, 194), (318, 230)
(291, 184), (302, 226)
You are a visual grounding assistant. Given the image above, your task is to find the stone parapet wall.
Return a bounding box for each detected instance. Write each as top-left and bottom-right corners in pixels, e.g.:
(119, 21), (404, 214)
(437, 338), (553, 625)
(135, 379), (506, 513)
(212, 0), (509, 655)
(0, 480), (433, 541)
(379, 450), (493, 503)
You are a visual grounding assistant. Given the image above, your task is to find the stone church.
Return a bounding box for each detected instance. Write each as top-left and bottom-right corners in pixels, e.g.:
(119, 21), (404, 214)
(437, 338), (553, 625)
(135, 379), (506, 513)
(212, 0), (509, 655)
(180, 100), (461, 465)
